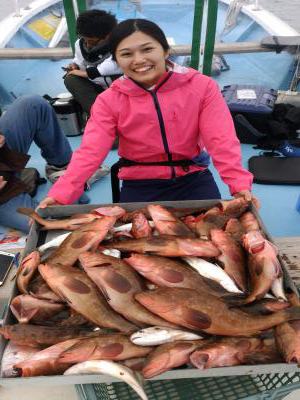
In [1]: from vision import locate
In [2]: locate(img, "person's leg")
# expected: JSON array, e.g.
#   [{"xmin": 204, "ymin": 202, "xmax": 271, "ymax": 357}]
[
  {"xmin": 64, "ymin": 75, "xmax": 103, "ymax": 114},
  {"xmin": 0, "ymin": 194, "xmax": 38, "ymax": 233},
  {"xmin": 0, "ymin": 95, "xmax": 72, "ymax": 166}
]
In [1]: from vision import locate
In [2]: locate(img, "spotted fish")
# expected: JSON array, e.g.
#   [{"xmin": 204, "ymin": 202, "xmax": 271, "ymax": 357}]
[{"xmin": 135, "ymin": 287, "xmax": 300, "ymax": 336}]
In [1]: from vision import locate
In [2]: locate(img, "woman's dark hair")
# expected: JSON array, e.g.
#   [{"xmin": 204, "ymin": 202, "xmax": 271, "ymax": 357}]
[
  {"xmin": 110, "ymin": 19, "xmax": 170, "ymax": 61},
  {"xmin": 76, "ymin": 9, "xmax": 117, "ymax": 39}
]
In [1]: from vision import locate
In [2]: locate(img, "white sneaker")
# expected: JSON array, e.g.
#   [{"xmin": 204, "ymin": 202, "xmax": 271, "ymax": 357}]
[
  {"xmin": 86, "ymin": 165, "xmax": 111, "ymax": 190},
  {"xmin": 45, "ymin": 164, "xmax": 110, "ymax": 187}
]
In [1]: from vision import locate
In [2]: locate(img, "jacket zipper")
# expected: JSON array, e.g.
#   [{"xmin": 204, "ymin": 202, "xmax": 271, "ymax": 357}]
[{"xmin": 131, "ymin": 72, "xmax": 176, "ymax": 179}]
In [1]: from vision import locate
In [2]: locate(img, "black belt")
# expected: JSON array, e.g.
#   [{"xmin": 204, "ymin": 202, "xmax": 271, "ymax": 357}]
[{"xmin": 111, "ymin": 157, "xmax": 197, "ymax": 203}]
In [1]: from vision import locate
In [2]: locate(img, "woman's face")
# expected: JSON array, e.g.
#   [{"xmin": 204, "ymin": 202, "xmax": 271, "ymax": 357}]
[{"xmin": 115, "ymin": 31, "xmax": 169, "ymax": 88}]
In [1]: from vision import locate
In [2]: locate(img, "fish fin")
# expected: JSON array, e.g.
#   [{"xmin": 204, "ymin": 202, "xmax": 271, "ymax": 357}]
[
  {"xmin": 55, "ymin": 288, "xmax": 73, "ymax": 305},
  {"xmin": 17, "ymin": 208, "xmax": 46, "ymax": 226},
  {"xmin": 59, "ymin": 342, "xmax": 97, "ymax": 363}
]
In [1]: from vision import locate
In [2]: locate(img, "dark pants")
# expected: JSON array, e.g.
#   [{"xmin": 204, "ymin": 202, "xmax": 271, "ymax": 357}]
[
  {"xmin": 64, "ymin": 75, "xmax": 103, "ymax": 114},
  {"xmin": 120, "ymin": 169, "xmax": 221, "ymax": 203}
]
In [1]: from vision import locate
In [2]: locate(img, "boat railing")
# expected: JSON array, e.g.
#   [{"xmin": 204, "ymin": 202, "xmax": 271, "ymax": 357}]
[{"xmin": 0, "ymin": 40, "xmax": 296, "ymax": 60}]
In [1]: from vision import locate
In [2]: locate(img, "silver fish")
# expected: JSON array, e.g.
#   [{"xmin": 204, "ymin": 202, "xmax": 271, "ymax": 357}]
[
  {"xmin": 64, "ymin": 360, "xmax": 148, "ymax": 400},
  {"xmin": 113, "ymin": 222, "xmax": 155, "ymax": 233},
  {"xmin": 38, "ymin": 232, "xmax": 71, "ymax": 253},
  {"xmin": 183, "ymin": 256, "xmax": 243, "ymax": 294},
  {"xmin": 101, "ymin": 249, "xmax": 121, "ymax": 258},
  {"xmin": 271, "ymin": 276, "xmax": 287, "ymax": 301},
  {"xmin": 130, "ymin": 326, "xmax": 203, "ymax": 346}
]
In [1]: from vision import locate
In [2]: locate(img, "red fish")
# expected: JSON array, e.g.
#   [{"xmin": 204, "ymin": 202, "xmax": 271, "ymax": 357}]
[
  {"xmin": 39, "ymin": 263, "xmax": 136, "ymax": 333},
  {"xmin": 1, "ymin": 342, "xmax": 41, "ymax": 377},
  {"xmin": 195, "ymin": 207, "xmax": 228, "ymax": 239},
  {"xmin": 125, "ymin": 253, "xmax": 227, "ymax": 296},
  {"xmin": 219, "ymin": 198, "xmax": 249, "ymax": 217},
  {"xmin": 102, "ymin": 235, "xmax": 220, "ymax": 258},
  {"xmin": 58, "ymin": 334, "xmax": 153, "ymax": 364},
  {"xmin": 17, "ymin": 207, "xmax": 101, "ymax": 230},
  {"xmin": 16, "ymin": 251, "xmax": 40, "ymax": 294},
  {"xmin": 240, "ymin": 211, "xmax": 261, "ymax": 233},
  {"xmin": 46, "ymin": 216, "xmax": 119, "ymax": 266},
  {"xmin": 135, "ymin": 287, "xmax": 300, "ymax": 336},
  {"xmin": 13, "ymin": 338, "xmax": 81, "ymax": 376},
  {"xmin": 211, "ymin": 229, "xmax": 247, "ymax": 292},
  {"xmin": 79, "ymin": 251, "xmax": 175, "ymax": 328},
  {"xmin": 190, "ymin": 337, "xmax": 281, "ymax": 369},
  {"xmin": 275, "ymin": 321, "xmax": 300, "ymax": 364},
  {"xmin": 0, "ymin": 324, "xmax": 99, "ymax": 346},
  {"xmin": 142, "ymin": 340, "xmax": 204, "ymax": 378},
  {"xmin": 131, "ymin": 212, "xmax": 152, "ymax": 238},
  {"xmin": 147, "ymin": 204, "xmax": 195, "ymax": 237},
  {"xmin": 242, "ymin": 231, "xmax": 282, "ymax": 303},
  {"xmin": 10, "ymin": 294, "xmax": 65, "ymax": 324}
]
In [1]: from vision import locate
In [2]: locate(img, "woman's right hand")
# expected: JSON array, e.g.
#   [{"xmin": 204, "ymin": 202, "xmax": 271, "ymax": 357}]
[{"xmin": 38, "ymin": 197, "xmax": 60, "ymax": 209}]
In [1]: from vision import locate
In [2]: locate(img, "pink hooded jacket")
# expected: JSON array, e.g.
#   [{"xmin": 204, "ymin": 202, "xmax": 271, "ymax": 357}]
[{"xmin": 49, "ymin": 63, "xmax": 253, "ymax": 204}]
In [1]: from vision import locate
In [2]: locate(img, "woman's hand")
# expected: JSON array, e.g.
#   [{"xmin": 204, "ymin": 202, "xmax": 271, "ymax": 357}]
[
  {"xmin": 37, "ymin": 197, "xmax": 60, "ymax": 209},
  {"xmin": 233, "ymin": 190, "xmax": 260, "ymax": 209},
  {"xmin": 66, "ymin": 63, "xmax": 79, "ymax": 71},
  {"xmin": 67, "ymin": 69, "xmax": 88, "ymax": 78}
]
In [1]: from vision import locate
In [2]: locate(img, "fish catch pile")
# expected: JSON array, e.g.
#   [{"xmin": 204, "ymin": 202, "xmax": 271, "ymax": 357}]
[{"xmin": 0, "ymin": 199, "xmax": 300, "ymax": 399}]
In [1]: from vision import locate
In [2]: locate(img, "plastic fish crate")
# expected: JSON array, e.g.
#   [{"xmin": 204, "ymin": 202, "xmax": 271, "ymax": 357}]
[
  {"xmin": 1, "ymin": 200, "xmax": 300, "ymax": 388},
  {"xmin": 76, "ymin": 373, "xmax": 300, "ymax": 400}
]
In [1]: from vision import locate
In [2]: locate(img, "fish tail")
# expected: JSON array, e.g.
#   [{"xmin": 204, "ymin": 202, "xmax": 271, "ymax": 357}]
[{"xmin": 17, "ymin": 208, "xmax": 45, "ymax": 225}]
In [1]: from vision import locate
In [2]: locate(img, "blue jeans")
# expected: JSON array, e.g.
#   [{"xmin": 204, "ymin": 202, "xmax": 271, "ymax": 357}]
[{"xmin": 0, "ymin": 95, "xmax": 73, "ymax": 232}]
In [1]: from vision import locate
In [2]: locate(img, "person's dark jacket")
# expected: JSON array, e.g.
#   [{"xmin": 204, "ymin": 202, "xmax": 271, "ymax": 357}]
[{"xmin": 0, "ymin": 144, "xmax": 30, "ymax": 205}]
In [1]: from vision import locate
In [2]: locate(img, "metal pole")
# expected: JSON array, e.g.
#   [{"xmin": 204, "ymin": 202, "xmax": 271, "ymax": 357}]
[
  {"xmin": 202, "ymin": 0, "xmax": 218, "ymax": 76},
  {"xmin": 63, "ymin": 0, "xmax": 77, "ymax": 53},
  {"xmin": 190, "ymin": 0, "xmax": 205, "ymax": 70},
  {"xmin": 77, "ymin": 0, "xmax": 87, "ymax": 14}
]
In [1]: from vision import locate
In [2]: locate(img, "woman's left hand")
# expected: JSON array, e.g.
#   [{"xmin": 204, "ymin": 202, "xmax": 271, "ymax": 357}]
[{"xmin": 233, "ymin": 190, "xmax": 260, "ymax": 209}]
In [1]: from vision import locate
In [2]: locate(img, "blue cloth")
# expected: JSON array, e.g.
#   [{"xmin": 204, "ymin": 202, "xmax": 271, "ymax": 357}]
[
  {"xmin": 0, "ymin": 95, "xmax": 72, "ymax": 163},
  {"xmin": 120, "ymin": 169, "xmax": 221, "ymax": 203},
  {"xmin": 0, "ymin": 95, "xmax": 73, "ymax": 232},
  {"xmin": 278, "ymin": 140, "xmax": 300, "ymax": 157},
  {"xmin": 0, "ymin": 194, "xmax": 38, "ymax": 233}
]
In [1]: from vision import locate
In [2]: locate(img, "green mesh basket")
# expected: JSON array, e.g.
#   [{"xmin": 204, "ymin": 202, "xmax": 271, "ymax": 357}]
[{"xmin": 75, "ymin": 372, "xmax": 300, "ymax": 400}]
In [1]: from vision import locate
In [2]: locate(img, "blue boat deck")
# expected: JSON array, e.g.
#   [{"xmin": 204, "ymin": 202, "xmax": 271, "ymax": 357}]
[{"xmin": 27, "ymin": 136, "xmax": 300, "ymax": 238}]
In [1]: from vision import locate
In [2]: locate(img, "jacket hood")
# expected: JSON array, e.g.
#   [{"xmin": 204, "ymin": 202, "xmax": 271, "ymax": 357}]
[{"xmin": 110, "ymin": 62, "xmax": 200, "ymax": 96}]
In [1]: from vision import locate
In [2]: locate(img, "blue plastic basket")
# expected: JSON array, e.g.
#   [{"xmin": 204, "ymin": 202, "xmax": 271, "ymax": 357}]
[{"xmin": 75, "ymin": 372, "xmax": 300, "ymax": 400}]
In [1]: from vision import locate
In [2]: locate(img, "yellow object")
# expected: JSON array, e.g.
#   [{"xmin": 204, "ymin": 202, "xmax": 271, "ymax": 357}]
[{"xmin": 27, "ymin": 14, "xmax": 61, "ymax": 41}]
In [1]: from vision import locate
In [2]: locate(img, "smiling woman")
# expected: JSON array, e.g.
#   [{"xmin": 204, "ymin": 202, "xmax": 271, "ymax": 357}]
[
  {"xmin": 39, "ymin": 18, "xmax": 255, "ymax": 211},
  {"xmin": 111, "ymin": 19, "xmax": 170, "ymax": 89},
  {"xmin": 115, "ymin": 31, "xmax": 168, "ymax": 89}
]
